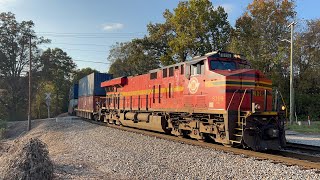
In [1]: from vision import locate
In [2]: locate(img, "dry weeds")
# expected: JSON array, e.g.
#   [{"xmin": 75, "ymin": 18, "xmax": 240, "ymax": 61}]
[{"xmin": 1, "ymin": 138, "xmax": 53, "ymax": 180}]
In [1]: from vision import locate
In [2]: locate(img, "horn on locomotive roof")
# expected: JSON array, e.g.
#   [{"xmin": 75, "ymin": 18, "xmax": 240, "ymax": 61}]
[{"xmin": 205, "ymin": 51, "xmax": 219, "ymax": 56}]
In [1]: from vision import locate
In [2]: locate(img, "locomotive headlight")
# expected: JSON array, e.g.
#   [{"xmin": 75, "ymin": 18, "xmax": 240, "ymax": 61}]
[
  {"xmin": 255, "ymin": 103, "xmax": 261, "ymax": 110},
  {"xmin": 281, "ymin": 105, "xmax": 286, "ymax": 111},
  {"xmin": 252, "ymin": 103, "xmax": 261, "ymax": 113}
]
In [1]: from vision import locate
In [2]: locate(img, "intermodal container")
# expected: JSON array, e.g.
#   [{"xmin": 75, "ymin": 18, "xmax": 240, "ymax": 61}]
[
  {"xmin": 77, "ymin": 96, "xmax": 105, "ymax": 112},
  {"xmin": 78, "ymin": 73, "xmax": 113, "ymax": 97},
  {"xmin": 69, "ymin": 84, "xmax": 79, "ymax": 100}
]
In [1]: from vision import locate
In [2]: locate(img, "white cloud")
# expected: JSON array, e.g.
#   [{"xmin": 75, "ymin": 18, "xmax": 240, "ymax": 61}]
[
  {"xmin": 102, "ymin": 23, "xmax": 124, "ymax": 31},
  {"xmin": 217, "ymin": 3, "xmax": 234, "ymax": 14},
  {"xmin": 0, "ymin": 0, "xmax": 15, "ymax": 6},
  {"xmin": 0, "ymin": 0, "xmax": 16, "ymax": 11}
]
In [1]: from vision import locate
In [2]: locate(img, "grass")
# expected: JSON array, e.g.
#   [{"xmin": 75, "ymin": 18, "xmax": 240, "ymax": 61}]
[
  {"xmin": 0, "ymin": 120, "xmax": 6, "ymax": 139},
  {"xmin": 286, "ymin": 121, "xmax": 320, "ymax": 134}
]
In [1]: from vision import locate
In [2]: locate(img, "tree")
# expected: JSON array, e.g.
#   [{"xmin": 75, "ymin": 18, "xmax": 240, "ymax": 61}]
[
  {"xmin": 229, "ymin": 0, "xmax": 295, "ymax": 77},
  {"xmin": 147, "ymin": 0, "xmax": 232, "ymax": 64},
  {"xmin": 38, "ymin": 48, "xmax": 76, "ymax": 116},
  {"xmin": 0, "ymin": 12, "xmax": 49, "ymax": 120},
  {"xmin": 72, "ymin": 67, "xmax": 99, "ymax": 84},
  {"xmin": 144, "ymin": 23, "xmax": 175, "ymax": 66},
  {"xmin": 0, "ymin": 87, "xmax": 7, "ymax": 121},
  {"xmin": 107, "ymin": 0, "xmax": 232, "ymax": 74},
  {"xmin": 108, "ymin": 40, "xmax": 159, "ymax": 77},
  {"xmin": 32, "ymin": 81, "xmax": 55, "ymax": 119},
  {"xmin": 294, "ymin": 19, "xmax": 320, "ymax": 118}
]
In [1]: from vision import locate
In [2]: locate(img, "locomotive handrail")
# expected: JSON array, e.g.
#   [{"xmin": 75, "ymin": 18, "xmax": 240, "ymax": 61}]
[
  {"xmin": 238, "ymin": 89, "xmax": 248, "ymax": 125},
  {"xmin": 278, "ymin": 89, "xmax": 288, "ymax": 119},
  {"xmin": 227, "ymin": 89, "xmax": 239, "ymax": 111}
]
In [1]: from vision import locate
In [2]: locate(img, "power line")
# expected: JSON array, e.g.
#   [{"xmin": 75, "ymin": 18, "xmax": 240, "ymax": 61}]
[
  {"xmin": 73, "ymin": 59, "xmax": 110, "ymax": 64},
  {"xmin": 49, "ymin": 42, "xmax": 109, "ymax": 47},
  {"xmin": 36, "ymin": 31, "xmax": 146, "ymax": 35},
  {"xmin": 39, "ymin": 45, "xmax": 110, "ymax": 64},
  {"xmin": 60, "ymin": 48, "xmax": 107, "ymax": 53},
  {"xmin": 38, "ymin": 34, "xmax": 141, "ymax": 39},
  {"xmin": 40, "ymin": 45, "xmax": 107, "ymax": 53},
  {"xmin": 36, "ymin": 31, "xmax": 147, "ymax": 39}
]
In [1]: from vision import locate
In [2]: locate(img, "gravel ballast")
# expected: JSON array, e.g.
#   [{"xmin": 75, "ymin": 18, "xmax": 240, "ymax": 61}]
[{"xmin": 1, "ymin": 118, "xmax": 320, "ymax": 179}]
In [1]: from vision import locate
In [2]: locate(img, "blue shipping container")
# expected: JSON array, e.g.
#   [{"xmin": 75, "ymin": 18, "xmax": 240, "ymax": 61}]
[
  {"xmin": 78, "ymin": 73, "xmax": 113, "ymax": 97},
  {"xmin": 69, "ymin": 84, "xmax": 79, "ymax": 99}
]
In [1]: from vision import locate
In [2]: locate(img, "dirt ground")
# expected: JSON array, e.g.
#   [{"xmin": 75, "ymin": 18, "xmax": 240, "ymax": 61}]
[{"xmin": 0, "ymin": 118, "xmax": 109, "ymax": 180}]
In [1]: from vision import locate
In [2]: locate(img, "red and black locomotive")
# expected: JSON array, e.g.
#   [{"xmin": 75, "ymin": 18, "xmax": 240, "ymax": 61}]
[{"xmin": 74, "ymin": 51, "xmax": 286, "ymax": 151}]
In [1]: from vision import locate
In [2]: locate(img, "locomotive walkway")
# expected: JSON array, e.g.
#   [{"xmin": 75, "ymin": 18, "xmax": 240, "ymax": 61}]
[{"xmin": 0, "ymin": 117, "xmax": 319, "ymax": 179}]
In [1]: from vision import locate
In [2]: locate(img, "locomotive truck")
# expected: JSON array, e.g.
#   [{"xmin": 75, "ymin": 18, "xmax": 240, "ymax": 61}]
[{"xmin": 74, "ymin": 51, "xmax": 286, "ymax": 151}]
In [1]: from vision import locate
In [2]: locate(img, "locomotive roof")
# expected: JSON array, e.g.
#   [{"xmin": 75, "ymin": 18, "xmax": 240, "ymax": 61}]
[
  {"xmin": 148, "ymin": 51, "xmax": 249, "ymax": 73},
  {"xmin": 149, "ymin": 52, "xmax": 214, "ymax": 73}
]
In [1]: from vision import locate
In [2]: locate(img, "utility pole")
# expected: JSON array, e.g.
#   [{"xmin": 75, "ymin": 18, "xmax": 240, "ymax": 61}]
[
  {"xmin": 28, "ymin": 35, "xmax": 32, "ymax": 131},
  {"xmin": 289, "ymin": 22, "xmax": 295, "ymax": 125}
]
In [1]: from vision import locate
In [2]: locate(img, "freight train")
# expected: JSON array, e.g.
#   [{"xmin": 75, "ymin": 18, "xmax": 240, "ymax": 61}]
[{"xmin": 71, "ymin": 51, "xmax": 286, "ymax": 151}]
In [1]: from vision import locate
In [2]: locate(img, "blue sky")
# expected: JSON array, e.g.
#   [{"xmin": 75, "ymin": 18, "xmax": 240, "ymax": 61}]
[{"xmin": 0, "ymin": 0, "xmax": 319, "ymax": 72}]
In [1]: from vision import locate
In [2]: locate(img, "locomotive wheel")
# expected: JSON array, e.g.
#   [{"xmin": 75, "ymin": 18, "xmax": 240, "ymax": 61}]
[{"xmin": 93, "ymin": 114, "xmax": 99, "ymax": 121}]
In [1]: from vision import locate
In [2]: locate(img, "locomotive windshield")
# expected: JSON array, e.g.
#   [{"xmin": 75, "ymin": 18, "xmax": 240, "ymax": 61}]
[{"xmin": 210, "ymin": 60, "xmax": 237, "ymax": 70}]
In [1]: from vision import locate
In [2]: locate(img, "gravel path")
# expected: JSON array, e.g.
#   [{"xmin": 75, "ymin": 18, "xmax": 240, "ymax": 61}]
[
  {"xmin": 286, "ymin": 130, "xmax": 320, "ymax": 147},
  {"xmin": 1, "ymin": 118, "xmax": 320, "ymax": 179}
]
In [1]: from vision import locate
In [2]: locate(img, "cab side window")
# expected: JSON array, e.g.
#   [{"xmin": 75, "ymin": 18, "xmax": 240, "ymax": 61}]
[
  {"xmin": 191, "ymin": 61, "xmax": 204, "ymax": 75},
  {"xmin": 169, "ymin": 67, "xmax": 174, "ymax": 77}
]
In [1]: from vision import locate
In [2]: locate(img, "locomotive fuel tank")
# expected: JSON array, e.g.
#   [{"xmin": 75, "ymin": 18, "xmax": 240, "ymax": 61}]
[{"xmin": 120, "ymin": 113, "xmax": 168, "ymax": 133}]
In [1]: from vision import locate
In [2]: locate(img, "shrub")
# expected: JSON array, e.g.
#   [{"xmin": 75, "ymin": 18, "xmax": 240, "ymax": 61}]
[
  {"xmin": 2, "ymin": 138, "xmax": 54, "ymax": 180},
  {"xmin": 0, "ymin": 120, "xmax": 6, "ymax": 139}
]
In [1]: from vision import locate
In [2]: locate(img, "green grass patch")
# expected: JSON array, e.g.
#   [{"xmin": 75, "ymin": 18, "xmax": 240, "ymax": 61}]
[{"xmin": 287, "ymin": 121, "xmax": 320, "ymax": 134}]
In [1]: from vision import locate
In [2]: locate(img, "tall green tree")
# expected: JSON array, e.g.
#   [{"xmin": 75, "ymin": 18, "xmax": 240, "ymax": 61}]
[
  {"xmin": 229, "ymin": 0, "xmax": 295, "ymax": 78},
  {"xmin": 294, "ymin": 19, "xmax": 320, "ymax": 117},
  {"xmin": 108, "ymin": 40, "xmax": 159, "ymax": 77},
  {"xmin": 144, "ymin": 23, "xmax": 175, "ymax": 65},
  {"xmin": 108, "ymin": 0, "xmax": 232, "ymax": 74},
  {"xmin": 38, "ymin": 48, "xmax": 76, "ymax": 116},
  {"xmin": 32, "ymin": 81, "xmax": 55, "ymax": 119},
  {"xmin": 147, "ymin": 0, "xmax": 231, "ymax": 64},
  {"xmin": 0, "ymin": 12, "xmax": 49, "ymax": 120}
]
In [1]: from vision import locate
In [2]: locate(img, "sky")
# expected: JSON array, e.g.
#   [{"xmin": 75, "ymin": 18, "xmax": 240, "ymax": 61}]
[{"xmin": 0, "ymin": 0, "xmax": 319, "ymax": 72}]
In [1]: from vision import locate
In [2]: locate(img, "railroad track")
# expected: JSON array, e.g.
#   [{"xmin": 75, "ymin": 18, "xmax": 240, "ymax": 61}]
[
  {"xmin": 285, "ymin": 142, "xmax": 320, "ymax": 156},
  {"xmin": 278, "ymin": 142, "xmax": 320, "ymax": 163},
  {"xmin": 81, "ymin": 118, "xmax": 320, "ymax": 170}
]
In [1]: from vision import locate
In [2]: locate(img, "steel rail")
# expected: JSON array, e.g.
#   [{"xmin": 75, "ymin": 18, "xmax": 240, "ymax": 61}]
[
  {"xmin": 285, "ymin": 142, "xmax": 320, "ymax": 156},
  {"xmin": 81, "ymin": 118, "xmax": 320, "ymax": 170}
]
